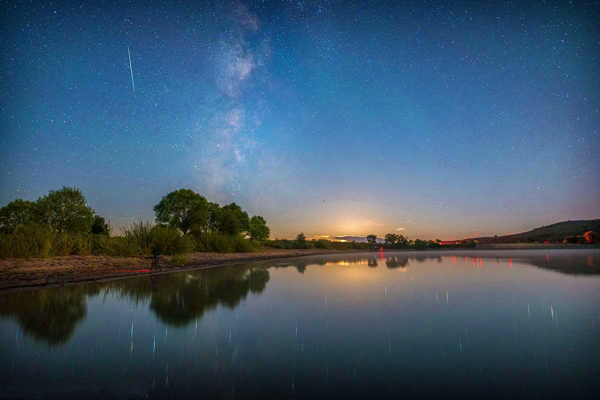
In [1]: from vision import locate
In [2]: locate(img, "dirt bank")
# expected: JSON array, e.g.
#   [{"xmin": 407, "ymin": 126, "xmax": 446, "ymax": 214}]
[{"xmin": 0, "ymin": 249, "xmax": 365, "ymax": 292}]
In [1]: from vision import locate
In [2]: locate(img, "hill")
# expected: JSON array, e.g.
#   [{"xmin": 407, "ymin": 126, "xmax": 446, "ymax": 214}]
[{"xmin": 477, "ymin": 219, "xmax": 600, "ymax": 244}]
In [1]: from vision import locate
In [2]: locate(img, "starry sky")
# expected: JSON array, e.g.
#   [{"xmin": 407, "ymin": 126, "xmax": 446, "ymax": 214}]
[{"xmin": 1, "ymin": 0, "xmax": 599, "ymax": 240}]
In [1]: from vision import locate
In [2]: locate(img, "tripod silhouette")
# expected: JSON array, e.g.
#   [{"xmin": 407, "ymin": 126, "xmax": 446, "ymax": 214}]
[{"xmin": 147, "ymin": 254, "xmax": 161, "ymax": 272}]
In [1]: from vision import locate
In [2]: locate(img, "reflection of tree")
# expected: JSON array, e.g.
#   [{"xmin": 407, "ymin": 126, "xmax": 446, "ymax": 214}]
[
  {"xmin": 385, "ymin": 256, "xmax": 409, "ymax": 269},
  {"xmin": 295, "ymin": 263, "xmax": 308, "ymax": 274},
  {"xmin": 0, "ymin": 285, "xmax": 99, "ymax": 346},
  {"xmin": 3, "ymin": 252, "xmax": 597, "ymax": 347},
  {"xmin": 105, "ymin": 265, "xmax": 270, "ymax": 327}
]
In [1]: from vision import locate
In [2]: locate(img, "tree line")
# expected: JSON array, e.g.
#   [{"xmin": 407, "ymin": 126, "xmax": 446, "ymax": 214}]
[{"xmin": 0, "ymin": 187, "xmax": 270, "ymax": 259}]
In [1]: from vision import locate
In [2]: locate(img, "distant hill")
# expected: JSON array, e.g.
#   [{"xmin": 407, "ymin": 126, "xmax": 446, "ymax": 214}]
[{"xmin": 477, "ymin": 219, "xmax": 600, "ymax": 244}]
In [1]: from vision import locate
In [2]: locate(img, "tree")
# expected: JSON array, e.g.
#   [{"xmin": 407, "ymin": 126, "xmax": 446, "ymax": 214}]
[
  {"xmin": 248, "ymin": 215, "xmax": 270, "ymax": 242},
  {"xmin": 154, "ymin": 189, "xmax": 209, "ymax": 234},
  {"xmin": 413, "ymin": 239, "xmax": 428, "ymax": 250},
  {"xmin": 34, "ymin": 187, "xmax": 94, "ymax": 234},
  {"xmin": 212, "ymin": 203, "xmax": 250, "ymax": 235},
  {"xmin": 296, "ymin": 232, "xmax": 306, "ymax": 243},
  {"xmin": 90, "ymin": 215, "xmax": 110, "ymax": 235},
  {"xmin": 385, "ymin": 233, "xmax": 398, "ymax": 245},
  {"xmin": 0, "ymin": 199, "xmax": 33, "ymax": 233},
  {"xmin": 367, "ymin": 234, "xmax": 377, "ymax": 244}
]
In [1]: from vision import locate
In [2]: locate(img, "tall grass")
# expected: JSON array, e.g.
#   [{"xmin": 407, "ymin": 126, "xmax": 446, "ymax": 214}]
[
  {"xmin": 0, "ymin": 221, "xmax": 257, "ymax": 259},
  {"xmin": 0, "ymin": 224, "xmax": 95, "ymax": 259},
  {"xmin": 115, "ymin": 221, "xmax": 194, "ymax": 256},
  {"xmin": 193, "ymin": 231, "xmax": 259, "ymax": 253}
]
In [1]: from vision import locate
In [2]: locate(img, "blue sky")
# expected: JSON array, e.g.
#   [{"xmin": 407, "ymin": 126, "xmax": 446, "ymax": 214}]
[{"xmin": 1, "ymin": 0, "xmax": 598, "ymax": 239}]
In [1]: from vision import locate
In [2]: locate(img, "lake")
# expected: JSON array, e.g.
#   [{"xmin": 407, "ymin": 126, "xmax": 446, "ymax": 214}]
[{"xmin": 1, "ymin": 250, "xmax": 599, "ymax": 399}]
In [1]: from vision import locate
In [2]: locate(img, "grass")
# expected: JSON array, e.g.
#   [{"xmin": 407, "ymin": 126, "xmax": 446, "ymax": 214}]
[
  {"xmin": 170, "ymin": 254, "xmax": 189, "ymax": 267},
  {"xmin": 0, "ymin": 221, "xmax": 265, "ymax": 260},
  {"xmin": 0, "ymin": 224, "xmax": 94, "ymax": 259},
  {"xmin": 193, "ymin": 231, "xmax": 260, "ymax": 253}
]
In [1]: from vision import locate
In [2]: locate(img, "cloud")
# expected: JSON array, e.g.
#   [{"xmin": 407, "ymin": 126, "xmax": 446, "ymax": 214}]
[{"xmin": 396, "ymin": 227, "xmax": 406, "ymax": 231}]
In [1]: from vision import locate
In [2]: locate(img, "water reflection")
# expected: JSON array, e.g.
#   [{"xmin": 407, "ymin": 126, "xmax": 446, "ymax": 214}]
[
  {"xmin": 0, "ymin": 264, "xmax": 270, "ymax": 345},
  {"xmin": 0, "ymin": 251, "xmax": 598, "ymax": 347},
  {"xmin": 0, "ymin": 285, "xmax": 99, "ymax": 345}
]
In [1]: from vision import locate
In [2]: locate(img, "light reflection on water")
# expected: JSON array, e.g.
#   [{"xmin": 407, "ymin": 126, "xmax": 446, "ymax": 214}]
[{"xmin": 0, "ymin": 250, "xmax": 599, "ymax": 399}]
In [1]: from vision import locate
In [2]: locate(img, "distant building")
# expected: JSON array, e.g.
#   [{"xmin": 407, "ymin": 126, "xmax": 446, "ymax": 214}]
[
  {"xmin": 440, "ymin": 240, "xmax": 463, "ymax": 246},
  {"xmin": 439, "ymin": 239, "xmax": 477, "ymax": 246}
]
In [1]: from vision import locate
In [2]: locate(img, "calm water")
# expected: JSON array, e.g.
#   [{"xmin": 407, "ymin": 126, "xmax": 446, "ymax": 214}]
[{"xmin": 1, "ymin": 250, "xmax": 600, "ymax": 399}]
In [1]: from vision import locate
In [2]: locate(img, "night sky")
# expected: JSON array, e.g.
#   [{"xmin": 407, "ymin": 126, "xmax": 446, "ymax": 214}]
[{"xmin": 1, "ymin": 0, "xmax": 599, "ymax": 240}]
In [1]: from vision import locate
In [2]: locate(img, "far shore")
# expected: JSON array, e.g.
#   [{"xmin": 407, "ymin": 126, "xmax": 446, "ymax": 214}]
[{"xmin": 1, "ymin": 245, "xmax": 598, "ymax": 293}]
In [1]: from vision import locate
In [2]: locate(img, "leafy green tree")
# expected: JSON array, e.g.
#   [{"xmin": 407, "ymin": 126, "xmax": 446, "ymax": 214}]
[
  {"xmin": 412, "ymin": 239, "xmax": 428, "ymax": 250},
  {"xmin": 90, "ymin": 215, "xmax": 110, "ymax": 235},
  {"xmin": 296, "ymin": 232, "xmax": 306, "ymax": 243},
  {"xmin": 385, "ymin": 233, "xmax": 399, "ymax": 245},
  {"xmin": 206, "ymin": 202, "xmax": 221, "ymax": 231},
  {"xmin": 34, "ymin": 187, "xmax": 94, "ymax": 234},
  {"xmin": 212, "ymin": 203, "xmax": 250, "ymax": 235},
  {"xmin": 0, "ymin": 199, "xmax": 33, "ymax": 233},
  {"xmin": 154, "ymin": 189, "xmax": 209, "ymax": 234},
  {"xmin": 367, "ymin": 234, "xmax": 377, "ymax": 244},
  {"xmin": 248, "ymin": 215, "xmax": 270, "ymax": 241}
]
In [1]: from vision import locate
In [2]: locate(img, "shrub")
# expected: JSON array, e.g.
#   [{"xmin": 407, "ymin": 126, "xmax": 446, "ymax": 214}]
[
  {"xmin": 170, "ymin": 254, "xmax": 189, "ymax": 267},
  {"xmin": 314, "ymin": 239, "xmax": 331, "ymax": 249},
  {"xmin": 0, "ymin": 199, "xmax": 33, "ymax": 233},
  {"xmin": 123, "ymin": 221, "xmax": 154, "ymax": 253},
  {"xmin": 0, "ymin": 224, "xmax": 52, "ymax": 258},
  {"xmin": 412, "ymin": 240, "xmax": 428, "ymax": 250},
  {"xmin": 100, "ymin": 236, "xmax": 140, "ymax": 257},
  {"xmin": 232, "ymin": 234, "xmax": 261, "ymax": 253},
  {"xmin": 51, "ymin": 233, "xmax": 77, "ymax": 256},
  {"xmin": 91, "ymin": 215, "xmax": 110, "ymax": 235},
  {"xmin": 194, "ymin": 231, "xmax": 234, "ymax": 253}
]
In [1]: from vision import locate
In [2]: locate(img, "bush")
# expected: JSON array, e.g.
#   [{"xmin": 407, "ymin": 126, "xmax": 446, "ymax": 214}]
[
  {"xmin": 230, "ymin": 234, "xmax": 260, "ymax": 253},
  {"xmin": 170, "ymin": 254, "xmax": 189, "ymax": 267},
  {"xmin": 0, "ymin": 224, "xmax": 52, "ymax": 258},
  {"xmin": 194, "ymin": 231, "xmax": 234, "ymax": 253},
  {"xmin": 314, "ymin": 239, "xmax": 331, "ymax": 249},
  {"xmin": 412, "ymin": 240, "xmax": 428, "ymax": 250},
  {"xmin": 123, "ymin": 221, "xmax": 154, "ymax": 253},
  {"xmin": 99, "ymin": 236, "xmax": 140, "ymax": 257},
  {"xmin": 120, "ymin": 222, "xmax": 194, "ymax": 256},
  {"xmin": 193, "ymin": 231, "xmax": 259, "ymax": 253},
  {"xmin": 0, "ymin": 225, "xmax": 96, "ymax": 259}
]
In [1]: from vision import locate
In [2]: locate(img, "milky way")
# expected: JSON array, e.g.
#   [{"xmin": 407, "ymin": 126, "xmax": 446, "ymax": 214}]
[{"xmin": 0, "ymin": 0, "xmax": 598, "ymax": 239}]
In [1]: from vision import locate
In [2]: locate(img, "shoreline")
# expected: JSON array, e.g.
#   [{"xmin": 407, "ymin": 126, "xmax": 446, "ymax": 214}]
[
  {"xmin": 1, "ymin": 246, "xmax": 598, "ymax": 293},
  {"xmin": 0, "ymin": 249, "xmax": 367, "ymax": 293}
]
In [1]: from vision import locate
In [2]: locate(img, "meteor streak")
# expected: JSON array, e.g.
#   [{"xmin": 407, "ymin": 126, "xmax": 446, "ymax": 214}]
[{"xmin": 127, "ymin": 46, "xmax": 135, "ymax": 92}]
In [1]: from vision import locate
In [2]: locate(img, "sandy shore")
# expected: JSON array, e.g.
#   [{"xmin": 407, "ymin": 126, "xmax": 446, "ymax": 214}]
[{"xmin": 0, "ymin": 249, "xmax": 364, "ymax": 292}]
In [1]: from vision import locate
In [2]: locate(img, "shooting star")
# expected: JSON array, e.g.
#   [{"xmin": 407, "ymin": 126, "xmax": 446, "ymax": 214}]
[{"xmin": 127, "ymin": 46, "xmax": 135, "ymax": 93}]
